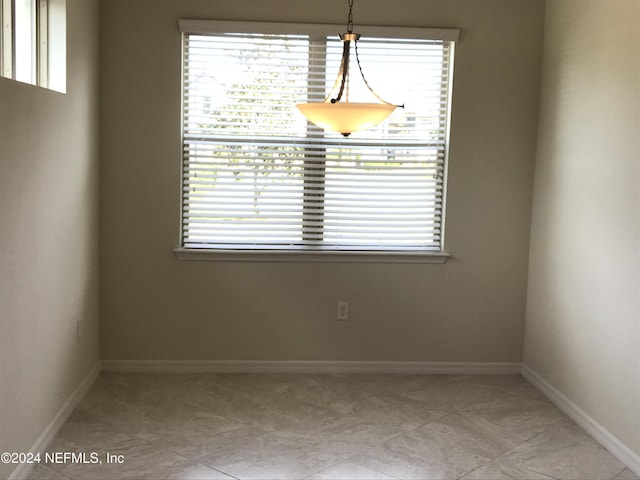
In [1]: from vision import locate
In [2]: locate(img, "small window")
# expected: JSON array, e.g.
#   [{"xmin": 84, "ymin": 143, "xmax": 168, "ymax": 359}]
[
  {"xmin": 0, "ymin": 0, "xmax": 65, "ymax": 92},
  {"xmin": 180, "ymin": 20, "xmax": 457, "ymax": 255}
]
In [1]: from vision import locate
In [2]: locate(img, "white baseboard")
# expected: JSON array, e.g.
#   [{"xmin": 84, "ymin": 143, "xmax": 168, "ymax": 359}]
[
  {"xmin": 521, "ymin": 364, "xmax": 640, "ymax": 477},
  {"xmin": 9, "ymin": 362, "xmax": 101, "ymax": 480},
  {"xmin": 101, "ymin": 359, "xmax": 522, "ymax": 375}
]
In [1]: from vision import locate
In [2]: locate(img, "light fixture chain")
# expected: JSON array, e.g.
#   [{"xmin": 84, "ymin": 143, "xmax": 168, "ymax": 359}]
[{"xmin": 347, "ymin": 0, "xmax": 354, "ymax": 33}]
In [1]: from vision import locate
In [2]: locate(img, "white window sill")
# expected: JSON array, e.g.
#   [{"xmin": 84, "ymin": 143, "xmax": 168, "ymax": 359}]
[{"xmin": 174, "ymin": 248, "xmax": 450, "ymax": 264}]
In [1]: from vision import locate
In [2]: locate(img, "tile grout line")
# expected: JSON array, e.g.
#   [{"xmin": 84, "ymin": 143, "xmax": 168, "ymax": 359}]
[
  {"xmin": 301, "ymin": 409, "xmax": 458, "ymax": 480},
  {"xmin": 456, "ymin": 419, "xmax": 565, "ymax": 480}
]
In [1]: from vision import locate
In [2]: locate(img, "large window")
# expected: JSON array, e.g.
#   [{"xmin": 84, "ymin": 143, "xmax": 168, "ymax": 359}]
[
  {"xmin": 0, "ymin": 0, "xmax": 65, "ymax": 91},
  {"xmin": 180, "ymin": 20, "xmax": 457, "ymax": 257}
]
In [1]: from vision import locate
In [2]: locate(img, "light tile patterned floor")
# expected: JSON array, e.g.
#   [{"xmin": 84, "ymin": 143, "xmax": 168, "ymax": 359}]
[{"xmin": 26, "ymin": 373, "xmax": 639, "ymax": 480}]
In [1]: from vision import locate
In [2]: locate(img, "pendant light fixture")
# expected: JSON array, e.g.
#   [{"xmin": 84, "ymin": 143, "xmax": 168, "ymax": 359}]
[{"xmin": 297, "ymin": 0, "xmax": 403, "ymax": 137}]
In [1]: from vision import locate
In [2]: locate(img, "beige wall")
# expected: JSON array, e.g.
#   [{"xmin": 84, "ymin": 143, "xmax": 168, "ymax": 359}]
[
  {"xmin": 0, "ymin": 0, "xmax": 100, "ymax": 476},
  {"xmin": 99, "ymin": 0, "xmax": 544, "ymax": 362},
  {"xmin": 524, "ymin": 0, "xmax": 640, "ymax": 457}
]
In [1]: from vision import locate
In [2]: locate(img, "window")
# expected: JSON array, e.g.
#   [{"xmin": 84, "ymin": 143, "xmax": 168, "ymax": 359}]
[
  {"xmin": 179, "ymin": 20, "xmax": 457, "ymax": 259},
  {"xmin": 0, "ymin": 0, "xmax": 65, "ymax": 91}
]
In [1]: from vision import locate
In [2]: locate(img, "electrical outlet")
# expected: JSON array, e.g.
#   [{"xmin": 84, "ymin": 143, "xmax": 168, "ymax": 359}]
[{"xmin": 337, "ymin": 301, "xmax": 349, "ymax": 320}]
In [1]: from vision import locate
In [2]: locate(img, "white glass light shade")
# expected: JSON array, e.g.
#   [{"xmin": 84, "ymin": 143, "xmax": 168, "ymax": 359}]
[{"xmin": 297, "ymin": 102, "xmax": 397, "ymax": 136}]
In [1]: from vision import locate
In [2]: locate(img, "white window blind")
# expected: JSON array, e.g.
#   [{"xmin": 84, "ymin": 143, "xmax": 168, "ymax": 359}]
[{"xmin": 181, "ymin": 21, "xmax": 455, "ymax": 252}]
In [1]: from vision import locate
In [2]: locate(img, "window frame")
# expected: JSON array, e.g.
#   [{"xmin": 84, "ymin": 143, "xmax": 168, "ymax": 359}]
[
  {"xmin": 176, "ymin": 19, "xmax": 458, "ymax": 264},
  {"xmin": 0, "ymin": 0, "xmax": 65, "ymax": 92}
]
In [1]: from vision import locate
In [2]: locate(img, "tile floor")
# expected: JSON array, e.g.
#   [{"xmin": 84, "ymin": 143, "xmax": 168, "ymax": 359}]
[{"xmin": 26, "ymin": 373, "xmax": 639, "ymax": 480}]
